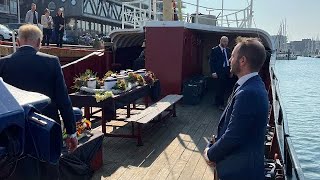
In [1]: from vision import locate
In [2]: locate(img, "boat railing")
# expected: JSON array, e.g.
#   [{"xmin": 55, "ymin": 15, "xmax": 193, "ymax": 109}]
[
  {"xmin": 121, "ymin": 0, "xmax": 152, "ymax": 29},
  {"xmin": 121, "ymin": 0, "xmax": 253, "ymax": 29},
  {"xmin": 271, "ymin": 67, "xmax": 305, "ymax": 179}
]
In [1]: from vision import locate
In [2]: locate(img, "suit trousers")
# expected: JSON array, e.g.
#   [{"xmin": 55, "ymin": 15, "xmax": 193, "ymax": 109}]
[
  {"xmin": 42, "ymin": 28, "xmax": 52, "ymax": 46},
  {"xmin": 215, "ymin": 69, "xmax": 230, "ymax": 106}
]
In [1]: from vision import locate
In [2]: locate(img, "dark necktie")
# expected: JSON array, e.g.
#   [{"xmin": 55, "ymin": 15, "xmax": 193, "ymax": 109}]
[
  {"xmin": 227, "ymin": 83, "xmax": 240, "ymax": 104},
  {"xmin": 33, "ymin": 11, "xmax": 37, "ymax": 24}
]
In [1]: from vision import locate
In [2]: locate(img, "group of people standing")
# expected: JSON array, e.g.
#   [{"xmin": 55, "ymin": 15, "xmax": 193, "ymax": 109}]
[{"xmin": 25, "ymin": 3, "xmax": 65, "ymax": 47}]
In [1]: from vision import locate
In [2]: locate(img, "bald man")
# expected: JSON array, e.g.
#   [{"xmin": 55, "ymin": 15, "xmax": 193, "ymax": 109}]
[
  {"xmin": 0, "ymin": 24, "xmax": 78, "ymax": 152},
  {"xmin": 209, "ymin": 36, "xmax": 233, "ymax": 110},
  {"xmin": 204, "ymin": 37, "xmax": 268, "ymax": 180}
]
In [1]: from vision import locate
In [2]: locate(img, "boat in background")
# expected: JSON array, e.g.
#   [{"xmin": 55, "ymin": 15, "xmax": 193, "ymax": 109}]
[
  {"xmin": 274, "ymin": 20, "xmax": 297, "ymax": 60},
  {"xmin": 276, "ymin": 51, "xmax": 298, "ymax": 60}
]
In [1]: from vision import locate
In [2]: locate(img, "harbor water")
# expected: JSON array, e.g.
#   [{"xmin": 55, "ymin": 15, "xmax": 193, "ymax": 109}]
[{"xmin": 275, "ymin": 57, "xmax": 320, "ymax": 180}]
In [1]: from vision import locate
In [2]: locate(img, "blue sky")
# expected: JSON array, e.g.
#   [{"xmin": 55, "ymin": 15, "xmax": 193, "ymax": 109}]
[{"xmin": 183, "ymin": 0, "xmax": 320, "ymax": 41}]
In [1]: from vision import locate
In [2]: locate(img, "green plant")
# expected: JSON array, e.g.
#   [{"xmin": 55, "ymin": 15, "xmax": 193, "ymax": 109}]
[
  {"xmin": 136, "ymin": 74, "xmax": 146, "ymax": 86},
  {"xmin": 95, "ymin": 91, "xmax": 114, "ymax": 102},
  {"xmin": 103, "ymin": 70, "xmax": 114, "ymax": 79},
  {"xmin": 113, "ymin": 79, "xmax": 127, "ymax": 91},
  {"xmin": 127, "ymin": 72, "xmax": 138, "ymax": 83},
  {"xmin": 72, "ymin": 69, "xmax": 97, "ymax": 90}
]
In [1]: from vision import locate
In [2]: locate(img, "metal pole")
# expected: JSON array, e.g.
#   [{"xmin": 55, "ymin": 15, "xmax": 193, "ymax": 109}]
[
  {"xmin": 122, "ymin": 4, "xmax": 124, "ymax": 29},
  {"xmin": 134, "ymin": 8, "xmax": 136, "ymax": 28},
  {"xmin": 221, "ymin": 0, "xmax": 224, "ymax": 26},
  {"xmin": 139, "ymin": 2, "xmax": 142, "ymax": 20},
  {"xmin": 195, "ymin": 0, "xmax": 199, "ymax": 23},
  {"xmin": 149, "ymin": 0, "xmax": 152, "ymax": 20},
  {"xmin": 153, "ymin": 0, "xmax": 157, "ymax": 20},
  {"xmin": 248, "ymin": 0, "xmax": 253, "ymax": 27},
  {"xmin": 17, "ymin": 0, "xmax": 21, "ymax": 23},
  {"xmin": 12, "ymin": 31, "xmax": 16, "ymax": 52}
]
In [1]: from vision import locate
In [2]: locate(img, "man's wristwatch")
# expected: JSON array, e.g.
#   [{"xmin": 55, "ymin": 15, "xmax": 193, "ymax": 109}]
[{"xmin": 67, "ymin": 133, "xmax": 77, "ymax": 138}]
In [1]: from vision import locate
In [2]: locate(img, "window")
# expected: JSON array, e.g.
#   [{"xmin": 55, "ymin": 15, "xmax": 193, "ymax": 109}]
[{"xmin": 10, "ymin": 0, "xmax": 17, "ymax": 14}]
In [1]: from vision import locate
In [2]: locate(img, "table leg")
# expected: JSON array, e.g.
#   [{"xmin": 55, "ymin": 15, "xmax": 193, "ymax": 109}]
[
  {"xmin": 172, "ymin": 104, "xmax": 177, "ymax": 117},
  {"xmin": 133, "ymin": 101, "xmax": 136, "ymax": 109},
  {"xmin": 137, "ymin": 123, "xmax": 143, "ymax": 146},
  {"xmin": 144, "ymin": 96, "xmax": 149, "ymax": 108},
  {"xmin": 84, "ymin": 107, "xmax": 90, "ymax": 120},
  {"xmin": 101, "ymin": 108, "xmax": 106, "ymax": 134},
  {"xmin": 131, "ymin": 122, "xmax": 134, "ymax": 136},
  {"xmin": 127, "ymin": 103, "xmax": 131, "ymax": 118}
]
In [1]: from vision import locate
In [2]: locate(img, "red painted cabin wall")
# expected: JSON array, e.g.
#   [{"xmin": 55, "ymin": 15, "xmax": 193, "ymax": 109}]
[{"xmin": 145, "ymin": 27, "xmax": 201, "ymax": 96}]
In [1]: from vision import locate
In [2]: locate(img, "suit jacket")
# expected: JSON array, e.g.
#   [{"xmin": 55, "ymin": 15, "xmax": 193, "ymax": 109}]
[
  {"xmin": 53, "ymin": 15, "xmax": 65, "ymax": 32},
  {"xmin": 25, "ymin": 10, "xmax": 39, "ymax": 24},
  {"xmin": 209, "ymin": 46, "xmax": 231, "ymax": 78},
  {"xmin": 0, "ymin": 46, "xmax": 76, "ymax": 134},
  {"xmin": 207, "ymin": 75, "xmax": 269, "ymax": 180}
]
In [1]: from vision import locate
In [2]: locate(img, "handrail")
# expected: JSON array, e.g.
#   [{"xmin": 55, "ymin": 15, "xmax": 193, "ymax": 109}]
[
  {"xmin": 271, "ymin": 67, "xmax": 305, "ymax": 180},
  {"xmin": 121, "ymin": 0, "xmax": 253, "ymax": 28}
]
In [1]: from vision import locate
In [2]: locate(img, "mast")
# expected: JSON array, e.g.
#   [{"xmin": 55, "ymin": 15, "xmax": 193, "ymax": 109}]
[
  {"xmin": 163, "ymin": 0, "xmax": 173, "ymax": 20},
  {"xmin": 248, "ymin": 0, "xmax": 253, "ymax": 28}
]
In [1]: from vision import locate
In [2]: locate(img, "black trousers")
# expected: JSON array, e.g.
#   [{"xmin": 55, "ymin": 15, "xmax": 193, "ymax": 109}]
[
  {"xmin": 42, "ymin": 28, "xmax": 52, "ymax": 46},
  {"xmin": 55, "ymin": 30, "xmax": 64, "ymax": 48},
  {"xmin": 215, "ymin": 68, "xmax": 231, "ymax": 106}
]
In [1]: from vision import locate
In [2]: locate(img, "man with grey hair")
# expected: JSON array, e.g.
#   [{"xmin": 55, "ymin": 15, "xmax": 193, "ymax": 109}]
[
  {"xmin": 0, "ymin": 24, "xmax": 78, "ymax": 153},
  {"xmin": 209, "ymin": 36, "xmax": 233, "ymax": 110}
]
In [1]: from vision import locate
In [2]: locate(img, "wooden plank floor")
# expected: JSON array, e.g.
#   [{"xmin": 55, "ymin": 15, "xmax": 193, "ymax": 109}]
[{"xmin": 91, "ymin": 93, "xmax": 222, "ymax": 180}]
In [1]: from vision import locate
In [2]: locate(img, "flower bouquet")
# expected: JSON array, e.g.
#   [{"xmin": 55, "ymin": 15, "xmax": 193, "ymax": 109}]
[
  {"xmin": 127, "ymin": 72, "xmax": 139, "ymax": 89},
  {"xmin": 144, "ymin": 71, "xmax": 157, "ymax": 86},
  {"xmin": 111, "ymin": 79, "xmax": 127, "ymax": 94},
  {"xmin": 62, "ymin": 118, "xmax": 92, "ymax": 141}
]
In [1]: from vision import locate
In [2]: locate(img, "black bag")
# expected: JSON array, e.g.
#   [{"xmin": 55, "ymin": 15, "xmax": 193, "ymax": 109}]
[{"xmin": 182, "ymin": 75, "xmax": 207, "ymax": 105}]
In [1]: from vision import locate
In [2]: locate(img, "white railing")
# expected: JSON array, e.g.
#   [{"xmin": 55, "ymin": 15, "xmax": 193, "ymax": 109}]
[
  {"xmin": 121, "ymin": 0, "xmax": 253, "ymax": 29},
  {"xmin": 121, "ymin": 0, "xmax": 152, "ymax": 29}
]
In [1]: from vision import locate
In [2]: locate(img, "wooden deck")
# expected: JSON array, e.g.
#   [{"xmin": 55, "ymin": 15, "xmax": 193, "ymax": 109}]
[{"xmin": 92, "ymin": 93, "xmax": 221, "ymax": 180}]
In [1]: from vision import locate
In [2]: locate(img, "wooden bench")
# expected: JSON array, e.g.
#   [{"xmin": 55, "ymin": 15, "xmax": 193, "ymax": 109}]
[{"xmin": 125, "ymin": 94, "xmax": 183, "ymax": 146}]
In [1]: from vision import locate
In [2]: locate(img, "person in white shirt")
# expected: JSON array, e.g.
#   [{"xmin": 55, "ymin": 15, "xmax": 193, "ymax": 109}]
[
  {"xmin": 25, "ymin": 3, "xmax": 38, "ymax": 25},
  {"xmin": 209, "ymin": 36, "xmax": 233, "ymax": 110},
  {"xmin": 41, "ymin": 8, "xmax": 53, "ymax": 46}
]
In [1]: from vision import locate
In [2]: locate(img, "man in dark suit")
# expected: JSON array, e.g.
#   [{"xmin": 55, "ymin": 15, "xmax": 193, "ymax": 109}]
[
  {"xmin": 0, "ymin": 24, "xmax": 78, "ymax": 152},
  {"xmin": 204, "ymin": 37, "xmax": 269, "ymax": 180},
  {"xmin": 209, "ymin": 36, "xmax": 232, "ymax": 110}
]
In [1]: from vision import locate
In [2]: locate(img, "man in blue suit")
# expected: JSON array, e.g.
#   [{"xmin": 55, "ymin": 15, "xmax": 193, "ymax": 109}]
[
  {"xmin": 0, "ymin": 24, "xmax": 78, "ymax": 152},
  {"xmin": 209, "ymin": 36, "xmax": 232, "ymax": 110},
  {"xmin": 204, "ymin": 37, "xmax": 269, "ymax": 180}
]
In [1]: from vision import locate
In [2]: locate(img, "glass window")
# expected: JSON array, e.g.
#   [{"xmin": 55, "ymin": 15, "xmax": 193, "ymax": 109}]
[
  {"xmin": 85, "ymin": 21, "xmax": 89, "ymax": 30},
  {"xmin": 10, "ymin": 0, "xmax": 17, "ymax": 14},
  {"xmin": 98, "ymin": 24, "xmax": 101, "ymax": 33}
]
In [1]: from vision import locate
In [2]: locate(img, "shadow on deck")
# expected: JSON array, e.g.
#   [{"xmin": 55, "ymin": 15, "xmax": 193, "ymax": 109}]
[{"xmin": 92, "ymin": 90, "xmax": 222, "ymax": 180}]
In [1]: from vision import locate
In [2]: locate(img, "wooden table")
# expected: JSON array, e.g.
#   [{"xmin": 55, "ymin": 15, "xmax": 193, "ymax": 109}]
[{"xmin": 69, "ymin": 85, "xmax": 150, "ymax": 135}]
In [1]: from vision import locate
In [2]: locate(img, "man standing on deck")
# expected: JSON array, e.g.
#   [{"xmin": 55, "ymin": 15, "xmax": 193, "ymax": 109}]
[
  {"xmin": 0, "ymin": 24, "xmax": 78, "ymax": 153},
  {"xmin": 209, "ymin": 36, "xmax": 232, "ymax": 110},
  {"xmin": 204, "ymin": 37, "xmax": 269, "ymax": 180},
  {"xmin": 25, "ymin": 3, "xmax": 39, "ymax": 25}
]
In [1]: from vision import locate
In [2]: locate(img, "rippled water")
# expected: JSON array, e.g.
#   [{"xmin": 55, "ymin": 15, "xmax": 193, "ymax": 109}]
[{"xmin": 275, "ymin": 57, "xmax": 320, "ymax": 180}]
